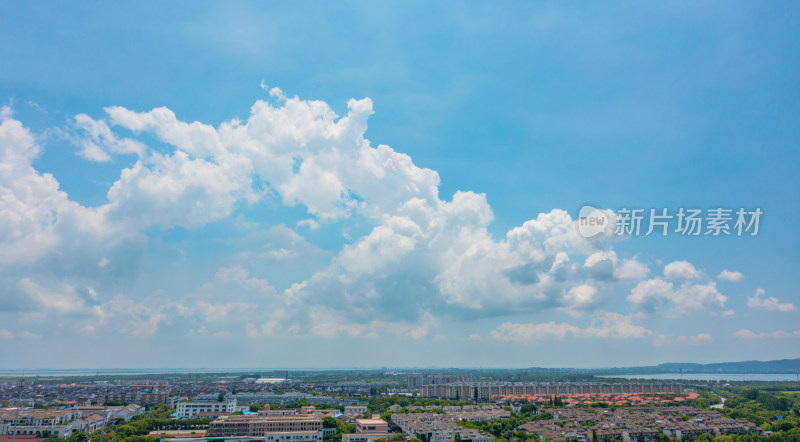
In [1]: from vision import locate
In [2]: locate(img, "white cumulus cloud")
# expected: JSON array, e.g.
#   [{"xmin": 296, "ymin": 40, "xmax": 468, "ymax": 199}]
[
  {"xmin": 663, "ymin": 260, "xmax": 703, "ymax": 280},
  {"xmin": 614, "ymin": 258, "xmax": 650, "ymax": 281},
  {"xmin": 746, "ymin": 288, "xmax": 796, "ymax": 312},
  {"xmin": 0, "ymin": 93, "xmax": 763, "ymax": 343},
  {"xmin": 628, "ymin": 278, "xmax": 727, "ymax": 316},
  {"xmin": 717, "ymin": 270, "xmax": 744, "ymax": 282},
  {"xmin": 652, "ymin": 333, "xmax": 713, "ymax": 346},
  {"xmin": 70, "ymin": 113, "xmax": 146, "ymax": 162},
  {"xmin": 486, "ymin": 311, "xmax": 651, "ymax": 342},
  {"xmin": 734, "ymin": 329, "xmax": 800, "ymax": 339}
]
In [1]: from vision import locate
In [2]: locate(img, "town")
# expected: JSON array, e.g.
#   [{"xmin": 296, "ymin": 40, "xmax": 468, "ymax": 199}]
[{"xmin": 1, "ymin": 371, "xmax": 794, "ymax": 442}]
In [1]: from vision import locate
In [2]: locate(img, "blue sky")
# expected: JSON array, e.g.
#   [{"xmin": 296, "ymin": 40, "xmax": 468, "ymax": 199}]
[{"xmin": 0, "ymin": 1, "xmax": 798, "ymax": 369}]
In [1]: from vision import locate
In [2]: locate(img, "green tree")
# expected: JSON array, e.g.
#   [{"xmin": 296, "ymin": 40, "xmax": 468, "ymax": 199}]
[{"xmin": 695, "ymin": 433, "xmax": 714, "ymax": 442}]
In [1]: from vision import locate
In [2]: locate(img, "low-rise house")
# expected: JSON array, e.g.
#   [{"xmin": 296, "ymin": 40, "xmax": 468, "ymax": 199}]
[
  {"xmin": 0, "ymin": 408, "xmax": 81, "ymax": 438},
  {"xmin": 355, "ymin": 419, "xmax": 388, "ymax": 433},
  {"xmin": 113, "ymin": 404, "xmax": 144, "ymax": 422},
  {"xmin": 391, "ymin": 412, "xmax": 494, "ymax": 442},
  {"xmin": 518, "ymin": 406, "xmax": 759, "ymax": 441},
  {"xmin": 69, "ymin": 414, "xmax": 105, "ymax": 435},
  {"xmin": 345, "ymin": 406, "xmax": 368, "ymax": 416}
]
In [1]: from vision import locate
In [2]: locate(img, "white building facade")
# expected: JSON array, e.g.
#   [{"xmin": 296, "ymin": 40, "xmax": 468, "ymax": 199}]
[
  {"xmin": 176, "ymin": 397, "xmax": 237, "ymax": 418},
  {"xmin": 265, "ymin": 430, "xmax": 323, "ymax": 442}
]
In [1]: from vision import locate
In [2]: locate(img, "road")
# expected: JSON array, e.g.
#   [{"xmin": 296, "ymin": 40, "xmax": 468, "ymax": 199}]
[{"xmin": 710, "ymin": 392, "xmax": 726, "ymax": 409}]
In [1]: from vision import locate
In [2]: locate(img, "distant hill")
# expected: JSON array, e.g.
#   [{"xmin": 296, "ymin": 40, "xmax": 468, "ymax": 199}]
[
  {"xmin": 620, "ymin": 358, "xmax": 800, "ymax": 374},
  {"xmin": 526, "ymin": 358, "xmax": 800, "ymax": 374}
]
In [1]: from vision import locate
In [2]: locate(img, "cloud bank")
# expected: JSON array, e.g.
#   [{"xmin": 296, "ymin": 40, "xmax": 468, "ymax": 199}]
[{"xmin": 0, "ymin": 93, "xmax": 744, "ymax": 348}]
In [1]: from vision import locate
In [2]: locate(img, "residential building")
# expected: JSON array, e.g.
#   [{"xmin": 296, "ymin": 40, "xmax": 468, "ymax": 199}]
[
  {"xmin": 113, "ymin": 404, "xmax": 145, "ymax": 422},
  {"xmin": 69, "ymin": 414, "xmax": 105, "ymax": 435},
  {"xmin": 355, "ymin": 419, "xmax": 388, "ymax": 434},
  {"xmin": 208, "ymin": 414, "xmax": 323, "ymax": 438},
  {"xmin": 342, "ymin": 433, "xmax": 396, "ymax": 442},
  {"xmin": 264, "ymin": 430, "xmax": 323, "ymax": 442},
  {"xmin": 518, "ymin": 406, "xmax": 759, "ymax": 442},
  {"xmin": 72, "ymin": 404, "xmax": 143, "ymax": 424},
  {"xmin": 259, "ymin": 409, "xmax": 299, "ymax": 416},
  {"xmin": 391, "ymin": 411, "xmax": 495, "ymax": 442},
  {"xmin": 428, "ymin": 375, "xmax": 473, "ymax": 385},
  {"xmin": 406, "ymin": 375, "xmax": 423, "ymax": 389},
  {"xmin": 0, "ymin": 408, "xmax": 81, "ymax": 438},
  {"xmin": 177, "ymin": 397, "xmax": 238, "ymax": 418},
  {"xmin": 419, "ymin": 382, "xmax": 684, "ymax": 400},
  {"xmin": 107, "ymin": 385, "xmax": 173, "ymax": 406},
  {"xmin": 233, "ymin": 393, "xmax": 363, "ymax": 407},
  {"xmin": 344, "ymin": 406, "xmax": 367, "ymax": 416}
]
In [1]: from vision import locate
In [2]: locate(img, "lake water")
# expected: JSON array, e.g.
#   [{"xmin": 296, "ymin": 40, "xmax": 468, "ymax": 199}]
[{"xmin": 598, "ymin": 373, "xmax": 800, "ymax": 382}]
